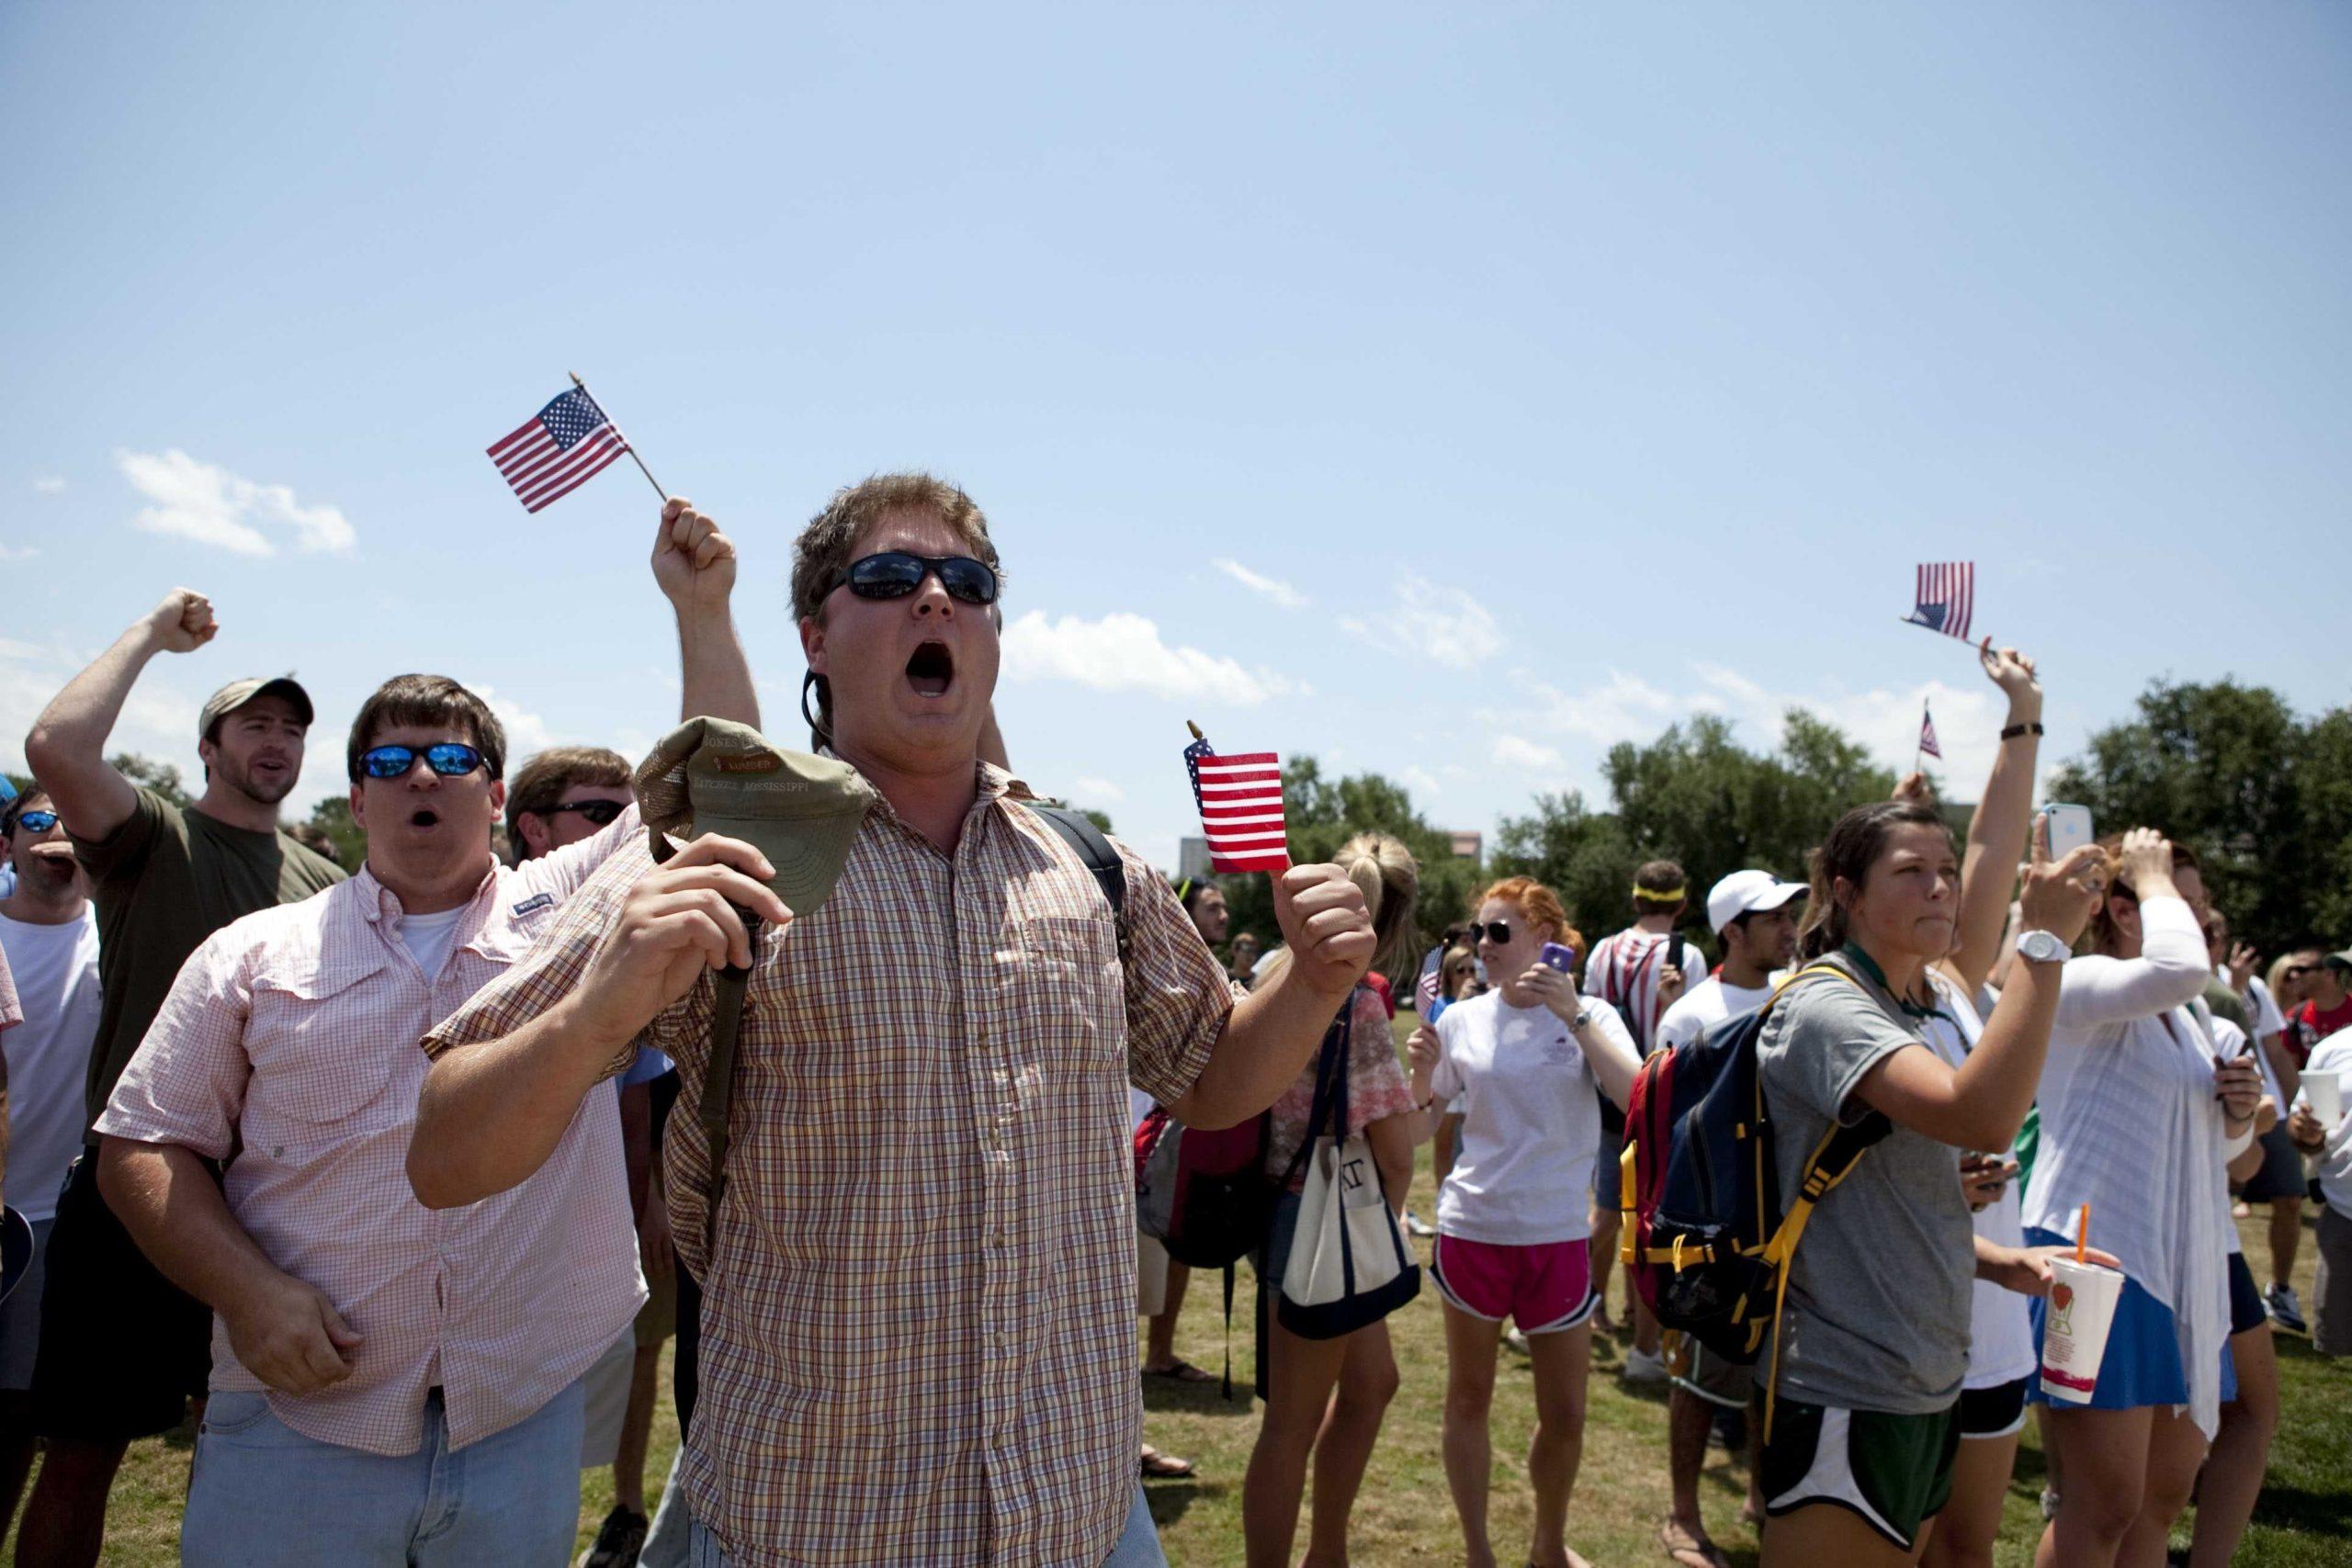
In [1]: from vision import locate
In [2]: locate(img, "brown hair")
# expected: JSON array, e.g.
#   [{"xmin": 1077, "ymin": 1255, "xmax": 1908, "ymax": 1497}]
[
  {"xmin": 1, "ymin": 785, "xmax": 52, "ymax": 838},
  {"xmin": 1633, "ymin": 858, "xmax": 1688, "ymax": 917},
  {"xmin": 1478, "ymin": 874, "xmax": 1580, "ymax": 953},
  {"xmin": 2086, "ymin": 834, "xmax": 2200, "ymax": 957},
  {"xmin": 345, "ymin": 674, "xmax": 507, "ymax": 783},
  {"xmin": 504, "ymin": 745, "xmax": 631, "ymax": 842},
  {"xmin": 790, "ymin": 473, "xmax": 1004, "ymax": 748},
  {"xmin": 1795, "ymin": 800, "xmax": 1951, "ymax": 962},
  {"xmin": 1441, "ymin": 945, "xmax": 1478, "ymax": 994}
]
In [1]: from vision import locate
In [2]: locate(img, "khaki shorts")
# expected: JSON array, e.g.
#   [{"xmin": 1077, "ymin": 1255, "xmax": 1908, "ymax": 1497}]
[
  {"xmin": 1666, "ymin": 1329, "xmax": 1752, "ymax": 1410},
  {"xmin": 1137, "ymin": 1231, "xmax": 1170, "ymax": 1318}
]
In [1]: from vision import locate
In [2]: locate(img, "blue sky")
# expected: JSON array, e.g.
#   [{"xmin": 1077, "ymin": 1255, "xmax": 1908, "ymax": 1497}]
[{"xmin": 4, "ymin": 4, "xmax": 2346, "ymax": 870}]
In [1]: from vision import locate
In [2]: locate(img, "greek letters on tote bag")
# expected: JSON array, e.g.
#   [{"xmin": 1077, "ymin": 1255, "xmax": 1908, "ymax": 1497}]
[{"xmin": 1278, "ymin": 1004, "xmax": 1422, "ymax": 1339}]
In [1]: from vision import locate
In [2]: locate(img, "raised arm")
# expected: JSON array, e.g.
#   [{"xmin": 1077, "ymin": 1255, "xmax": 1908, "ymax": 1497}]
[
  {"xmin": 24, "ymin": 589, "xmax": 217, "ymax": 841},
  {"xmin": 1947, "ymin": 643, "xmax": 2042, "ymax": 992},
  {"xmin": 651, "ymin": 500, "xmax": 758, "ymax": 728},
  {"xmin": 2052, "ymin": 833, "xmax": 2214, "ymax": 1031}
]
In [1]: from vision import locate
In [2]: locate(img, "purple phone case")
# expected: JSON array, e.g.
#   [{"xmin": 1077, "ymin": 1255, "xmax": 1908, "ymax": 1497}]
[{"xmin": 1539, "ymin": 942, "xmax": 1576, "ymax": 972}]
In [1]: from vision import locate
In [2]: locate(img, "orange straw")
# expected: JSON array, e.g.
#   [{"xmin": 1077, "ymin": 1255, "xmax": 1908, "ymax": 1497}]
[{"xmin": 2076, "ymin": 1203, "xmax": 2089, "ymax": 1264}]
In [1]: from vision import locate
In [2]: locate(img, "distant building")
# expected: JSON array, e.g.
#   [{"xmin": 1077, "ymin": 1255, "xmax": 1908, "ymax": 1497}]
[
  {"xmin": 1178, "ymin": 836, "xmax": 1213, "ymax": 884},
  {"xmin": 1449, "ymin": 830, "xmax": 1483, "ymax": 862}
]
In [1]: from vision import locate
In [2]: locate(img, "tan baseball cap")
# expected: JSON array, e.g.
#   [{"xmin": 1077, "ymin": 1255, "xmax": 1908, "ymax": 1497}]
[
  {"xmin": 633, "ymin": 717, "xmax": 874, "ymax": 918},
  {"xmin": 198, "ymin": 676, "xmax": 315, "ymax": 742}
]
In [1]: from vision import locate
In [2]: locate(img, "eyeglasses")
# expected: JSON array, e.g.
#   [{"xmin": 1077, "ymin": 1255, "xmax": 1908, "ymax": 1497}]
[
  {"xmin": 359, "ymin": 743, "xmax": 487, "ymax": 781},
  {"xmin": 1474, "ymin": 921, "xmax": 1514, "ymax": 945},
  {"xmin": 838, "ymin": 551, "xmax": 1000, "ymax": 607},
  {"xmin": 9, "ymin": 809, "xmax": 57, "ymax": 833},
  {"xmin": 545, "ymin": 799, "xmax": 625, "ymax": 826},
  {"xmin": 2285, "ymin": 964, "xmax": 2318, "ymax": 979}
]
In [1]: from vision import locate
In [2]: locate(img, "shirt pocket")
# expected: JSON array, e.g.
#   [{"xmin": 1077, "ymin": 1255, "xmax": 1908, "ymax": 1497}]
[
  {"xmin": 998, "ymin": 913, "xmax": 1122, "ymax": 1070},
  {"xmin": 244, "ymin": 956, "xmax": 399, "ymax": 1132}
]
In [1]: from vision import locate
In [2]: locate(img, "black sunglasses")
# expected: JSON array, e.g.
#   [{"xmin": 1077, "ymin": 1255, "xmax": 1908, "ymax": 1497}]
[
  {"xmin": 2284, "ymin": 964, "xmax": 2318, "ymax": 979},
  {"xmin": 9, "ymin": 809, "xmax": 58, "ymax": 833},
  {"xmin": 1474, "ymin": 920, "xmax": 1514, "ymax": 945},
  {"xmin": 359, "ymin": 743, "xmax": 487, "ymax": 781},
  {"xmin": 545, "ymin": 799, "xmax": 625, "ymax": 826},
  {"xmin": 839, "ymin": 551, "xmax": 1000, "ymax": 607}
]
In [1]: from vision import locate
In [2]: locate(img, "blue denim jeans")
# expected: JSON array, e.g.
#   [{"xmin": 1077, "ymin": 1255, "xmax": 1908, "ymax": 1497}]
[
  {"xmin": 685, "ymin": 1483, "xmax": 1167, "ymax": 1566},
  {"xmin": 181, "ymin": 1378, "xmax": 585, "ymax": 1567}
]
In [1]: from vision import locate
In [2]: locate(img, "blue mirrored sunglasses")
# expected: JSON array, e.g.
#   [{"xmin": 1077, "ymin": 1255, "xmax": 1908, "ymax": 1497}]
[
  {"xmin": 359, "ymin": 743, "xmax": 485, "ymax": 781},
  {"xmin": 10, "ymin": 809, "xmax": 58, "ymax": 833}
]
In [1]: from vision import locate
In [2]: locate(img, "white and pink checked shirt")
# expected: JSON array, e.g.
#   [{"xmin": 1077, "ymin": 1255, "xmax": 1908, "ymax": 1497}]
[{"xmin": 96, "ymin": 815, "xmax": 647, "ymax": 1457}]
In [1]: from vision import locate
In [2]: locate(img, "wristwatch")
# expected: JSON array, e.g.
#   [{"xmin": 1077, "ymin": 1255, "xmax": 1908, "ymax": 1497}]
[{"xmin": 2014, "ymin": 930, "xmax": 2070, "ymax": 965}]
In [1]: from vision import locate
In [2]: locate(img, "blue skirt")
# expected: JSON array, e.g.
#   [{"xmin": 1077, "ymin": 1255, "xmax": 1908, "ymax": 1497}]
[{"xmin": 2022, "ymin": 1226, "xmax": 2236, "ymax": 1410}]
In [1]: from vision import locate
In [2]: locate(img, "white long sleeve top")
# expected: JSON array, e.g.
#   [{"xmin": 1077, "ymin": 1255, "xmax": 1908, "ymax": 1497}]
[{"xmin": 2023, "ymin": 895, "xmax": 2233, "ymax": 1438}]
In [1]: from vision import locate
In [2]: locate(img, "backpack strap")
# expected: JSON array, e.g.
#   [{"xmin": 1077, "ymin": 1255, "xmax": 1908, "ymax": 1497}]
[{"xmin": 1024, "ymin": 803, "xmax": 1130, "ymax": 967}]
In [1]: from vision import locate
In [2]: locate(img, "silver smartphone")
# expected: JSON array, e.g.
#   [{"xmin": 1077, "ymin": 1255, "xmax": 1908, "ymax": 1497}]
[{"xmin": 2040, "ymin": 803, "xmax": 2094, "ymax": 860}]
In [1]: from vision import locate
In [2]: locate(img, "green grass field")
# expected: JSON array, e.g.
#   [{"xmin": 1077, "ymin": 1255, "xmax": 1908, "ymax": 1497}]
[{"xmin": 8, "ymin": 1173, "xmax": 2346, "ymax": 1563}]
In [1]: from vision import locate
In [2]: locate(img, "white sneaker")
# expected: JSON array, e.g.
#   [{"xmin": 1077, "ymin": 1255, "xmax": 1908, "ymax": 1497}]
[
  {"xmin": 1622, "ymin": 1347, "xmax": 1668, "ymax": 1386},
  {"xmin": 1502, "ymin": 1326, "xmax": 1532, "ymax": 1355},
  {"xmin": 2267, "ymin": 1283, "xmax": 2308, "ymax": 1334},
  {"xmin": 1404, "ymin": 1211, "xmax": 1437, "ymax": 1238}
]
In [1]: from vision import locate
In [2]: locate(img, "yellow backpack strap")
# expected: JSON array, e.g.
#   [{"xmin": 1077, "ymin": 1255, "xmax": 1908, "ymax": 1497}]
[{"xmin": 1618, "ymin": 1142, "xmax": 1640, "ymax": 1265}]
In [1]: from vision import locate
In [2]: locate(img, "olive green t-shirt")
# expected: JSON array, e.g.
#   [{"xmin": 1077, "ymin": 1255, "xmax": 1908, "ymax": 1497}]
[{"xmin": 70, "ymin": 786, "xmax": 345, "ymax": 1137}]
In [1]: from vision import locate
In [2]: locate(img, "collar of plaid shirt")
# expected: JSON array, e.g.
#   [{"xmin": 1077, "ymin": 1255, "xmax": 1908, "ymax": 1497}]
[{"xmin": 425, "ymin": 761, "xmax": 1234, "ymax": 1562}]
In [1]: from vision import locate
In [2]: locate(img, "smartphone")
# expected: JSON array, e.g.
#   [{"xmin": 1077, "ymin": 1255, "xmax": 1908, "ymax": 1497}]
[
  {"xmin": 1538, "ymin": 942, "xmax": 1577, "ymax": 974},
  {"xmin": 2040, "ymin": 803, "xmax": 2094, "ymax": 860}
]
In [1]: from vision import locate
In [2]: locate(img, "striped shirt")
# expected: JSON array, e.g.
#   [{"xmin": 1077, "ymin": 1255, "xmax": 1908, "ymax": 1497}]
[
  {"xmin": 97, "ymin": 815, "xmax": 646, "ymax": 1457},
  {"xmin": 1583, "ymin": 927, "xmax": 1689, "ymax": 1054},
  {"xmin": 424, "ymin": 763, "xmax": 1230, "ymax": 1565}
]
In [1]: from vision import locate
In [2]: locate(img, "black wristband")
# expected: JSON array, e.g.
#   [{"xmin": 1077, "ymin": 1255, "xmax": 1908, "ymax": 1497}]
[{"xmin": 2000, "ymin": 722, "xmax": 2045, "ymax": 740}]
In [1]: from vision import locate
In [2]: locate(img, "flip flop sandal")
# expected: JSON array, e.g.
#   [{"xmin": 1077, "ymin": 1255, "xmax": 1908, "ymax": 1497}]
[
  {"xmin": 1657, "ymin": 1523, "xmax": 1730, "ymax": 1568},
  {"xmin": 1138, "ymin": 1448, "xmax": 1195, "ymax": 1479},
  {"xmin": 1142, "ymin": 1359, "xmax": 1216, "ymax": 1383}
]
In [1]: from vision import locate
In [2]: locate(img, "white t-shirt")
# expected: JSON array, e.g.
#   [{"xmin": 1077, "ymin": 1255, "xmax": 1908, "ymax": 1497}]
[
  {"xmin": 1428, "ymin": 990, "xmax": 1634, "ymax": 1246},
  {"xmin": 2293, "ymin": 1036, "xmax": 2352, "ymax": 1221},
  {"xmin": 1914, "ymin": 970, "xmax": 2038, "ymax": 1388},
  {"xmin": 0, "ymin": 908, "xmax": 104, "ymax": 1222},
  {"xmin": 1655, "ymin": 973, "xmax": 1777, "ymax": 1052},
  {"xmin": 394, "ymin": 906, "xmax": 468, "ymax": 979}
]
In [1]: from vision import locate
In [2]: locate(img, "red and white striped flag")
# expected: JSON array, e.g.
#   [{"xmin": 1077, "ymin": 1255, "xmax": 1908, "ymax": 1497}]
[
  {"xmin": 1905, "ymin": 562, "xmax": 1976, "ymax": 641},
  {"xmin": 1918, "ymin": 702, "xmax": 1943, "ymax": 761},
  {"xmin": 1184, "ymin": 732, "xmax": 1290, "ymax": 874},
  {"xmin": 487, "ymin": 387, "xmax": 630, "ymax": 513}
]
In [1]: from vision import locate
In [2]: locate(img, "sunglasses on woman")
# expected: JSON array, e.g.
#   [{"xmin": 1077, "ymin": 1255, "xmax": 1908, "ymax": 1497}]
[
  {"xmin": 1473, "ymin": 920, "xmax": 1515, "ymax": 944},
  {"xmin": 545, "ymin": 799, "xmax": 625, "ymax": 826},
  {"xmin": 8, "ymin": 809, "xmax": 58, "ymax": 834},
  {"xmin": 359, "ymin": 742, "xmax": 487, "ymax": 781},
  {"xmin": 837, "ymin": 551, "xmax": 1001, "ymax": 607}
]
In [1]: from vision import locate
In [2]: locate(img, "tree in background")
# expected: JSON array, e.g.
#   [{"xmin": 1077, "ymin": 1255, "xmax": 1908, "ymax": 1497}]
[
  {"xmin": 110, "ymin": 751, "xmax": 192, "ymax": 808},
  {"xmin": 301, "ymin": 796, "xmax": 368, "ymax": 872},
  {"xmin": 1494, "ymin": 711, "xmax": 1895, "ymax": 950},
  {"xmin": 2050, "ymin": 680, "xmax": 2352, "ymax": 956},
  {"xmin": 1216, "ymin": 757, "xmax": 1484, "ymax": 987}
]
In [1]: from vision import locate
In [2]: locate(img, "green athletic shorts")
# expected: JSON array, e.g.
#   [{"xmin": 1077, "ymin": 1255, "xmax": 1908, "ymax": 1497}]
[{"xmin": 1760, "ymin": 1395, "xmax": 1961, "ymax": 1550}]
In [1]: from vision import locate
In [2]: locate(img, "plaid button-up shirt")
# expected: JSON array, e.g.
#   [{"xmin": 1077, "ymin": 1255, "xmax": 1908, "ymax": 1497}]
[
  {"xmin": 425, "ymin": 765, "xmax": 1231, "ymax": 1565},
  {"xmin": 98, "ymin": 817, "xmax": 646, "ymax": 1456}
]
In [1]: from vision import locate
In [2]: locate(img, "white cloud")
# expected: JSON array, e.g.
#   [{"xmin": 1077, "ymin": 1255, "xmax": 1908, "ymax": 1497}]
[
  {"xmin": 1500, "ymin": 666, "xmax": 1693, "ymax": 748},
  {"xmin": 30, "ymin": 477, "xmax": 64, "ymax": 495},
  {"xmin": 473, "ymin": 685, "xmax": 558, "ymax": 759},
  {"xmin": 1343, "ymin": 580, "xmax": 1503, "ymax": 670},
  {"xmin": 1212, "ymin": 558, "xmax": 1309, "ymax": 610},
  {"xmin": 1001, "ymin": 610, "xmax": 1298, "ymax": 705},
  {"xmin": 117, "ymin": 448, "xmax": 357, "ymax": 558},
  {"xmin": 1492, "ymin": 734, "xmax": 1566, "ymax": 772},
  {"xmin": 0, "ymin": 544, "xmax": 37, "ymax": 562},
  {"xmin": 0, "ymin": 637, "xmax": 200, "ymax": 782},
  {"xmin": 1072, "ymin": 775, "xmax": 1125, "ymax": 803},
  {"xmin": 1690, "ymin": 662, "xmax": 2003, "ymax": 789},
  {"xmin": 1400, "ymin": 764, "xmax": 1443, "ymax": 797}
]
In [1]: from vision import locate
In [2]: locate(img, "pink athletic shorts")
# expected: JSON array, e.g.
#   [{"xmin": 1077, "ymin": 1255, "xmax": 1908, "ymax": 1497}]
[{"xmin": 1430, "ymin": 1234, "xmax": 1596, "ymax": 1334}]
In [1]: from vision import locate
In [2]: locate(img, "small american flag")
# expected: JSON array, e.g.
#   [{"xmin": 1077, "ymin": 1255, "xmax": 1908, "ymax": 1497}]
[
  {"xmin": 487, "ymin": 388, "xmax": 630, "ymax": 513},
  {"xmin": 1183, "ymin": 734, "xmax": 1290, "ymax": 874},
  {"xmin": 1906, "ymin": 561, "xmax": 1976, "ymax": 641},
  {"xmin": 1918, "ymin": 703, "xmax": 1943, "ymax": 761}
]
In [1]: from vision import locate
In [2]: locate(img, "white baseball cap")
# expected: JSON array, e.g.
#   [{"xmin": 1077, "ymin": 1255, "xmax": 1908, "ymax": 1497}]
[{"xmin": 1707, "ymin": 869, "xmax": 1807, "ymax": 935}]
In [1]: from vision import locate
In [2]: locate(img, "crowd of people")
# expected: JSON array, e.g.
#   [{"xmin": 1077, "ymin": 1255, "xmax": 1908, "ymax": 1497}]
[{"xmin": 0, "ymin": 474, "xmax": 2342, "ymax": 1567}]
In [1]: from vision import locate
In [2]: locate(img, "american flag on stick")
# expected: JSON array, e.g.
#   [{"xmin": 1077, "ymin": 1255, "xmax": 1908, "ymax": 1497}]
[
  {"xmin": 1904, "ymin": 562, "xmax": 1976, "ymax": 641},
  {"xmin": 486, "ymin": 375, "xmax": 662, "ymax": 513},
  {"xmin": 1917, "ymin": 702, "xmax": 1943, "ymax": 761},
  {"xmin": 1183, "ymin": 724, "xmax": 1291, "ymax": 874}
]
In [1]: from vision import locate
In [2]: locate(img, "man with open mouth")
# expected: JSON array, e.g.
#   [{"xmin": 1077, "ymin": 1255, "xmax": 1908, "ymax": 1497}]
[
  {"xmin": 410, "ymin": 471, "xmax": 1381, "ymax": 1567},
  {"xmin": 20, "ymin": 595, "xmax": 346, "ymax": 1566},
  {"xmin": 86, "ymin": 500, "xmax": 756, "ymax": 1568}
]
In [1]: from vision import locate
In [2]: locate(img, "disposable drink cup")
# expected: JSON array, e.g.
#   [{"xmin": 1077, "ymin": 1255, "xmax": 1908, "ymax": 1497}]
[
  {"xmin": 2041, "ymin": 1258, "xmax": 2126, "ymax": 1404},
  {"xmin": 2307, "ymin": 1073, "xmax": 2346, "ymax": 1129}
]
